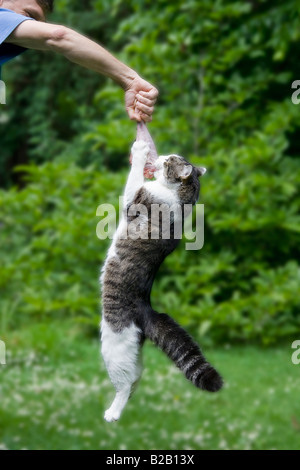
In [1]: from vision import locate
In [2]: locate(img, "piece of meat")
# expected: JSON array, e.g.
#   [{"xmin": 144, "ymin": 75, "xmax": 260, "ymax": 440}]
[{"xmin": 130, "ymin": 122, "xmax": 158, "ymax": 179}]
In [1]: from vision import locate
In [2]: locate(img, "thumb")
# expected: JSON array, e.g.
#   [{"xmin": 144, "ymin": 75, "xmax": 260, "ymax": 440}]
[{"xmin": 126, "ymin": 106, "xmax": 142, "ymax": 122}]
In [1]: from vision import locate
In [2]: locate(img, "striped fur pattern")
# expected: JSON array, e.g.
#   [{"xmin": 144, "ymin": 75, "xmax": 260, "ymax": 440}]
[{"xmin": 101, "ymin": 140, "xmax": 223, "ymax": 422}]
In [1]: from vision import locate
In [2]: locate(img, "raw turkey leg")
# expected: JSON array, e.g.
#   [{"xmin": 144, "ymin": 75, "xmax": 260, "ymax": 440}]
[{"xmin": 130, "ymin": 121, "xmax": 158, "ymax": 179}]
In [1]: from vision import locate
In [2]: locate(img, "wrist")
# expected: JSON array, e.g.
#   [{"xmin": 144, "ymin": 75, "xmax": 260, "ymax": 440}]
[{"xmin": 117, "ymin": 69, "xmax": 139, "ymax": 91}]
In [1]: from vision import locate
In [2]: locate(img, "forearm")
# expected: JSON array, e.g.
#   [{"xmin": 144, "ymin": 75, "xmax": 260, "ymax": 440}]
[
  {"xmin": 47, "ymin": 27, "xmax": 138, "ymax": 89},
  {"xmin": 7, "ymin": 21, "xmax": 137, "ymax": 89}
]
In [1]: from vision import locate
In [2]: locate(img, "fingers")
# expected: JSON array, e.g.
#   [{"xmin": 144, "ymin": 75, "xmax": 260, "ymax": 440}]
[
  {"xmin": 127, "ymin": 106, "xmax": 142, "ymax": 122},
  {"xmin": 135, "ymin": 101, "xmax": 154, "ymax": 117},
  {"xmin": 138, "ymin": 112, "xmax": 153, "ymax": 123},
  {"xmin": 135, "ymin": 91, "xmax": 157, "ymax": 122},
  {"xmin": 125, "ymin": 79, "xmax": 159, "ymax": 122},
  {"xmin": 139, "ymin": 88, "xmax": 159, "ymax": 102},
  {"xmin": 136, "ymin": 93, "xmax": 156, "ymax": 107},
  {"xmin": 127, "ymin": 100, "xmax": 154, "ymax": 122}
]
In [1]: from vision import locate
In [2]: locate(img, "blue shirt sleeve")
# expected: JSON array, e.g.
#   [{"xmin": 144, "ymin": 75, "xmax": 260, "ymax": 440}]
[{"xmin": 0, "ymin": 8, "xmax": 35, "ymax": 68}]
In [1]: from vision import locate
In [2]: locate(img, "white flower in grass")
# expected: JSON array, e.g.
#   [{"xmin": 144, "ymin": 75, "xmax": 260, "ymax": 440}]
[
  {"xmin": 82, "ymin": 430, "xmax": 94, "ymax": 437},
  {"xmin": 218, "ymin": 439, "xmax": 228, "ymax": 449},
  {"xmin": 193, "ymin": 433, "xmax": 204, "ymax": 446},
  {"xmin": 247, "ymin": 431, "xmax": 259, "ymax": 441}
]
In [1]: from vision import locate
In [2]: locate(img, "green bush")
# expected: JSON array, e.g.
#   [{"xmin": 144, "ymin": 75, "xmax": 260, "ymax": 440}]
[{"xmin": 0, "ymin": 162, "xmax": 126, "ymax": 332}]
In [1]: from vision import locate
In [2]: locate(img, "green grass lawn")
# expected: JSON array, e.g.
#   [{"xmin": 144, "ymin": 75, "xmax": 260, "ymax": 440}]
[{"xmin": 0, "ymin": 321, "xmax": 299, "ymax": 450}]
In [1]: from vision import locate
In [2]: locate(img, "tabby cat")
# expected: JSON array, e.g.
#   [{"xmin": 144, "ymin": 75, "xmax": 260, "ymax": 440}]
[{"xmin": 101, "ymin": 140, "xmax": 223, "ymax": 422}]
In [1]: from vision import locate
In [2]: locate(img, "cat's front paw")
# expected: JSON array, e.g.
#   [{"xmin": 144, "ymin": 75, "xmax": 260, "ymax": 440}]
[{"xmin": 131, "ymin": 140, "xmax": 150, "ymax": 165}]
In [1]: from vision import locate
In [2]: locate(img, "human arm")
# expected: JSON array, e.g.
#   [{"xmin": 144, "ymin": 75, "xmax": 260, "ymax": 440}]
[{"xmin": 5, "ymin": 20, "xmax": 158, "ymax": 121}]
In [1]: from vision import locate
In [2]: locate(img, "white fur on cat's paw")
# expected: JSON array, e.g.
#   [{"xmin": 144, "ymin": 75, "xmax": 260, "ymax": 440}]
[
  {"xmin": 104, "ymin": 407, "xmax": 120, "ymax": 423},
  {"xmin": 131, "ymin": 140, "xmax": 150, "ymax": 164}
]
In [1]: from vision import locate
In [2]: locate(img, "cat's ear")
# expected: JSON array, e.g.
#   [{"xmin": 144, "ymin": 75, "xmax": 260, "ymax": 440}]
[
  {"xmin": 179, "ymin": 164, "xmax": 193, "ymax": 181},
  {"xmin": 196, "ymin": 167, "xmax": 207, "ymax": 178}
]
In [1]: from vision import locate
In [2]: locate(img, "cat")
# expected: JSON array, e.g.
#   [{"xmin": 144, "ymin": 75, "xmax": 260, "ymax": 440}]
[{"xmin": 100, "ymin": 140, "xmax": 223, "ymax": 422}]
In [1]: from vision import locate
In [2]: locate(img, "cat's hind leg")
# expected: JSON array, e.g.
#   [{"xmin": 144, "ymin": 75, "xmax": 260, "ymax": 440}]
[{"xmin": 101, "ymin": 318, "xmax": 143, "ymax": 422}]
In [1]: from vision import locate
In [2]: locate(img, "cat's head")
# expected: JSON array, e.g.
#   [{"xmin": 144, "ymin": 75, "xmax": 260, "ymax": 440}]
[{"xmin": 154, "ymin": 154, "xmax": 206, "ymax": 203}]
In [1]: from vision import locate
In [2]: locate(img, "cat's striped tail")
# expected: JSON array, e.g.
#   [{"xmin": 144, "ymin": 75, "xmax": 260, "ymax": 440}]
[{"xmin": 143, "ymin": 310, "xmax": 223, "ymax": 392}]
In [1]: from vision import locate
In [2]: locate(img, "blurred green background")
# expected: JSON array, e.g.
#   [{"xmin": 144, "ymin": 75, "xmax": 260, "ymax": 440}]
[{"xmin": 0, "ymin": 0, "xmax": 300, "ymax": 450}]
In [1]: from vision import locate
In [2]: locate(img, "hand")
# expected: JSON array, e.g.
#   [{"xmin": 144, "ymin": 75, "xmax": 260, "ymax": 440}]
[{"xmin": 124, "ymin": 76, "xmax": 158, "ymax": 122}]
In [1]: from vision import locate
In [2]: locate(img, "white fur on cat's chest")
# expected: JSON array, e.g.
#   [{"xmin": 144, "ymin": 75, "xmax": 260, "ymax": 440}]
[{"xmin": 144, "ymin": 180, "xmax": 180, "ymax": 206}]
